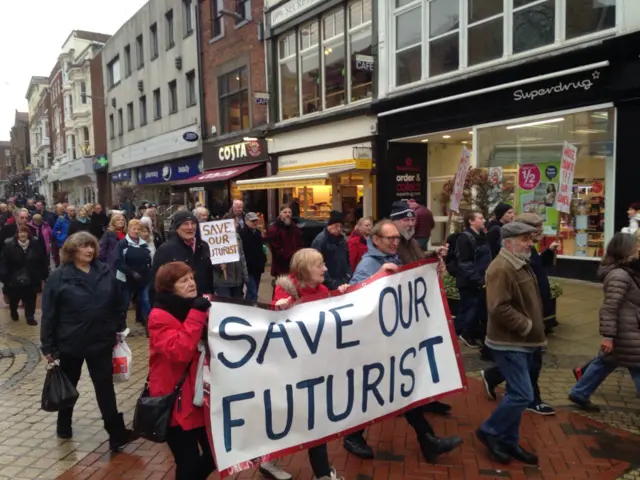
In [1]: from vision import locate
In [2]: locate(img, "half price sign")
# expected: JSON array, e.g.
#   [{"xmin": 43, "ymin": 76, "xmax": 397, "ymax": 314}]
[{"xmin": 555, "ymin": 141, "xmax": 578, "ymax": 214}]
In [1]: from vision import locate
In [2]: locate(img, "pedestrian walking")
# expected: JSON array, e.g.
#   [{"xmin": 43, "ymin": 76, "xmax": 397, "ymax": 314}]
[
  {"xmin": 53, "ymin": 205, "xmax": 75, "ymax": 259},
  {"xmin": 239, "ymin": 212, "xmax": 267, "ymax": 302},
  {"xmin": 345, "ymin": 220, "xmax": 463, "ymax": 463},
  {"xmin": 30, "ymin": 213, "xmax": 53, "ymax": 258},
  {"xmin": 51, "ymin": 204, "xmax": 66, "ymax": 266},
  {"xmin": 476, "ymin": 221, "xmax": 544, "ymax": 466},
  {"xmin": 147, "ymin": 262, "xmax": 216, "ymax": 480},
  {"xmin": 98, "ymin": 214, "xmax": 127, "ymax": 269},
  {"xmin": 40, "ymin": 231, "xmax": 133, "ymax": 450},
  {"xmin": 311, "ymin": 210, "xmax": 352, "ymax": 289},
  {"xmin": 0, "ymin": 225, "xmax": 48, "ymax": 325},
  {"xmin": 89, "ymin": 203, "xmax": 109, "ymax": 240},
  {"xmin": 68, "ymin": 207, "xmax": 91, "ymax": 236},
  {"xmin": 348, "ymin": 216, "xmax": 372, "ymax": 271},
  {"xmin": 265, "ymin": 204, "xmax": 304, "ymax": 281},
  {"xmin": 568, "ymin": 232, "xmax": 640, "ymax": 412},
  {"xmin": 272, "ymin": 248, "xmax": 346, "ymax": 480},
  {"xmin": 481, "ymin": 213, "xmax": 559, "ymax": 415},
  {"xmin": 485, "ymin": 202, "xmax": 515, "ymax": 259}
]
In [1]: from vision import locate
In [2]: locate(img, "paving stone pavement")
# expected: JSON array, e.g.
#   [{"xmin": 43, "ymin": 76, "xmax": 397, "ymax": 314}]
[{"xmin": 0, "ymin": 277, "xmax": 638, "ymax": 480}]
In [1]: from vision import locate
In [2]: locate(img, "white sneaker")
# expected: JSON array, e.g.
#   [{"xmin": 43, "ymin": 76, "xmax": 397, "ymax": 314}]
[
  {"xmin": 315, "ymin": 467, "xmax": 344, "ymax": 480},
  {"xmin": 259, "ymin": 460, "xmax": 293, "ymax": 480}
]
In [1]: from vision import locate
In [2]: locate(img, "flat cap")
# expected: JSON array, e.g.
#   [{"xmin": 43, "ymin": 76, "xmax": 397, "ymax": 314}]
[
  {"xmin": 501, "ymin": 221, "xmax": 537, "ymax": 239},
  {"xmin": 515, "ymin": 213, "xmax": 544, "ymax": 227}
]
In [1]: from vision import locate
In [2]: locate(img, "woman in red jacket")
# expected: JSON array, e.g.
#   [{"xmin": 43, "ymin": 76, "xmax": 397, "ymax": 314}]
[
  {"xmin": 347, "ymin": 217, "xmax": 372, "ymax": 271},
  {"xmin": 273, "ymin": 248, "xmax": 348, "ymax": 480},
  {"xmin": 148, "ymin": 261, "xmax": 214, "ymax": 480}
]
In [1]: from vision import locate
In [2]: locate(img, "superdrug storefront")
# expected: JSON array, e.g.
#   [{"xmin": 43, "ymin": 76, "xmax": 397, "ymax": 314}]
[{"xmin": 374, "ymin": 31, "xmax": 640, "ymax": 281}]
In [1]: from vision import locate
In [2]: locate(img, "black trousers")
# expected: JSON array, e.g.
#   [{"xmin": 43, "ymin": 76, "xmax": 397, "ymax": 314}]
[
  {"xmin": 346, "ymin": 407, "xmax": 434, "ymax": 443},
  {"xmin": 57, "ymin": 350, "xmax": 119, "ymax": 432},
  {"xmin": 166, "ymin": 426, "xmax": 216, "ymax": 480},
  {"xmin": 308, "ymin": 444, "xmax": 331, "ymax": 478},
  {"xmin": 484, "ymin": 347, "xmax": 544, "ymax": 404},
  {"xmin": 8, "ymin": 286, "xmax": 37, "ymax": 320}
]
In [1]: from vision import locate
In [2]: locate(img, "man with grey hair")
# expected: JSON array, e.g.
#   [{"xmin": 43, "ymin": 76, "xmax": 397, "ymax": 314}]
[
  {"xmin": 225, "ymin": 199, "xmax": 245, "ymax": 228},
  {"xmin": 476, "ymin": 222, "xmax": 546, "ymax": 466},
  {"xmin": 0, "ymin": 208, "xmax": 39, "ymax": 255}
]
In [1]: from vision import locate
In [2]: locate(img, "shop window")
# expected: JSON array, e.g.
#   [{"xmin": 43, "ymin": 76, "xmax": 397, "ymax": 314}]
[
  {"xmin": 218, "ymin": 67, "xmax": 249, "ymax": 133},
  {"xmin": 276, "ymin": 0, "xmax": 373, "ymax": 121},
  {"xmin": 390, "ymin": 0, "xmax": 617, "ymax": 89},
  {"xmin": 476, "ymin": 108, "xmax": 615, "ymax": 259}
]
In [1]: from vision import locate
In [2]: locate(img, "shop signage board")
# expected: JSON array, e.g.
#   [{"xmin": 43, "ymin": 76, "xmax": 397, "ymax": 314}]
[
  {"xmin": 200, "ymin": 219, "xmax": 240, "ymax": 264},
  {"xmin": 555, "ymin": 142, "xmax": 578, "ymax": 214},
  {"xmin": 205, "ymin": 139, "xmax": 269, "ymax": 170},
  {"xmin": 183, "ymin": 131, "xmax": 199, "ymax": 142},
  {"xmin": 205, "ymin": 260, "xmax": 465, "ymax": 477},
  {"xmin": 449, "ymin": 147, "xmax": 471, "ymax": 213},
  {"xmin": 255, "ymin": 92, "xmax": 270, "ymax": 105},
  {"xmin": 237, "ymin": 177, "xmax": 327, "ymax": 191},
  {"xmin": 270, "ymin": 0, "xmax": 324, "ymax": 27},
  {"xmin": 111, "ymin": 169, "xmax": 131, "ymax": 183},
  {"xmin": 137, "ymin": 156, "xmax": 203, "ymax": 185},
  {"xmin": 517, "ymin": 162, "xmax": 561, "ymax": 235}
]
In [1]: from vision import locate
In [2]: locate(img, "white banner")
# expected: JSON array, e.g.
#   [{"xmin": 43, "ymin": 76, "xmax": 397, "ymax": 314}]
[
  {"xmin": 449, "ymin": 147, "xmax": 471, "ymax": 213},
  {"xmin": 555, "ymin": 141, "xmax": 578, "ymax": 214},
  {"xmin": 207, "ymin": 261, "xmax": 466, "ymax": 476},
  {"xmin": 200, "ymin": 219, "xmax": 239, "ymax": 265}
]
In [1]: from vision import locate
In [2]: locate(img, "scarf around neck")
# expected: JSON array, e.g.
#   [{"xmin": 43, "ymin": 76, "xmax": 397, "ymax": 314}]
[
  {"xmin": 17, "ymin": 239, "xmax": 29, "ymax": 251},
  {"xmin": 154, "ymin": 292, "xmax": 194, "ymax": 322}
]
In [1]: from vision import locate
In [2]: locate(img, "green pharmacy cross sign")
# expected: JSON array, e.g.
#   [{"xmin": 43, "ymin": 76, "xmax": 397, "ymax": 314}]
[{"xmin": 94, "ymin": 155, "xmax": 109, "ymax": 171}]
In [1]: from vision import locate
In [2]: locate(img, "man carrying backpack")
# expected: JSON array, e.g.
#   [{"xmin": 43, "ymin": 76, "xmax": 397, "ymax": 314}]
[{"xmin": 447, "ymin": 210, "xmax": 492, "ymax": 348}]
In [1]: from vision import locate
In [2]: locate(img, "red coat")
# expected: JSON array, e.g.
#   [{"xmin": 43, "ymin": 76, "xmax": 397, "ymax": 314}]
[
  {"xmin": 266, "ymin": 219, "xmax": 304, "ymax": 277},
  {"xmin": 147, "ymin": 306, "xmax": 207, "ymax": 430},
  {"xmin": 348, "ymin": 230, "xmax": 368, "ymax": 271},
  {"xmin": 272, "ymin": 275, "xmax": 329, "ymax": 304}
]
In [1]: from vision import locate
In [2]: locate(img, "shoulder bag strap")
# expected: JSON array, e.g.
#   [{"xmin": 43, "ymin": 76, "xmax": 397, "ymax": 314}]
[{"xmin": 174, "ymin": 360, "xmax": 194, "ymax": 392}]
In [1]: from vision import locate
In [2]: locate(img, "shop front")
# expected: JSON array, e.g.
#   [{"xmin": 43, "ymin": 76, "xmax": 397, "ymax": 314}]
[
  {"xmin": 374, "ymin": 31, "xmax": 640, "ymax": 281},
  {"xmin": 134, "ymin": 156, "xmax": 203, "ymax": 207},
  {"xmin": 49, "ymin": 157, "xmax": 97, "ymax": 206},
  {"xmin": 179, "ymin": 138, "xmax": 271, "ymax": 219}
]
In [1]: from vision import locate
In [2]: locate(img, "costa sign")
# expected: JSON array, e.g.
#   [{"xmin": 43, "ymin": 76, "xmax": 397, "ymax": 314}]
[{"xmin": 218, "ymin": 141, "xmax": 263, "ymax": 162}]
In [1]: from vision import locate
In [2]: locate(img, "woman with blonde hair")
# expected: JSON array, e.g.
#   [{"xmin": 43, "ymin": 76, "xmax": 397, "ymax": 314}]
[
  {"xmin": 98, "ymin": 213, "xmax": 127, "ymax": 268},
  {"xmin": 69, "ymin": 206, "xmax": 91, "ymax": 236},
  {"xmin": 40, "ymin": 231, "xmax": 133, "ymax": 449}
]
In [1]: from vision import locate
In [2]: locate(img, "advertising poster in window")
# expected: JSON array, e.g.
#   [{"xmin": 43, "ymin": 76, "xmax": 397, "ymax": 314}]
[
  {"xmin": 517, "ymin": 162, "xmax": 560, "ymax": 235},
  {"xmin": 387, "ymin": 143, "xmax": 427, "ymax": 203}
]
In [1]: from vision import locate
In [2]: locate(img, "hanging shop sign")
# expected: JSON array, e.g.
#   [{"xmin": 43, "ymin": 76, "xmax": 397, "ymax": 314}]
[
  {"xmin": 183, "ymin": 131, "xmax": 200, "ymax": 142},
  {"xmin": 111, "ymin": 169, "xmax": 132, "ymax": 183},
  {"xmin": 355, "ymin": 54, "xmax": 374, "ymax": 72},
  {"xmin": 136, "ymin": 156, "xmax": 203, "ymax": 185},
  {"xmin": 93, "ymin": 154, "xmax": 109, "ymax": 172},
  {"xmin": 255, "ymin": 92, "xmax": 270, "ymax": 105},
  {"xmin": 204, "ymin": 138, "xmax": 269, "ymax": 170}
]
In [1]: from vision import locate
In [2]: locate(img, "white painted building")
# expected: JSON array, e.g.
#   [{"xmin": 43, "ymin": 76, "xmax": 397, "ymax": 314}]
[{"xmin": 25, "ymin": 77, "xmax": 50, "ymax": 202}]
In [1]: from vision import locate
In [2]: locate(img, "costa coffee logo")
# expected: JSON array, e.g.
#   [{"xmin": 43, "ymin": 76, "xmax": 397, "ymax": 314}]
[
  {"xmin": 218, "ymin": 141, "xmax": 263, "ymax": 162},
  {"xmin": 246, "ymin": 141, "xmax": 262, "ymax": 157}
]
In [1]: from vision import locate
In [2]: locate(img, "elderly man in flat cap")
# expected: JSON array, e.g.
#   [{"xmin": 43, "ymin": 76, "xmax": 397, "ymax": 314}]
[{"xmin": 476, "ymin": 221, "xmax": 546, "ymax": 467}]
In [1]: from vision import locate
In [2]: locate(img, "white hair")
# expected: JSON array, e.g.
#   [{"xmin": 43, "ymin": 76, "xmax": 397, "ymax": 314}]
[{"xmin": 194, "ymin": 206, "xmax": 209, "ymax": 217}]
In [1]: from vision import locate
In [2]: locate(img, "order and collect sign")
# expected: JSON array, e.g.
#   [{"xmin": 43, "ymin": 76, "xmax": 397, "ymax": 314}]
[
  {"xmin": 200, "ymin": 220, "xmax": 239, "ymax": 264},
  {"xmin": 206, "ymin": 260, "xmax": 466, "ymax": 476},
  {"xmin": 555, "ymin": 141, "xmax": 578, "ymax": 214}
]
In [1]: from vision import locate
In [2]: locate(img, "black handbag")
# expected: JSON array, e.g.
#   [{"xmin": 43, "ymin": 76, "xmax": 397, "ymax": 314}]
[{"xmin": 133, "ymin": 361, "xmax": 192, "ymax": 443}]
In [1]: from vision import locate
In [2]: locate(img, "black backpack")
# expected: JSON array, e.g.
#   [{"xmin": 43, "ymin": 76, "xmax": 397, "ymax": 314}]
[{"xmin": 445, "ymin": 231, "xmax": 475, "ymax": 277}]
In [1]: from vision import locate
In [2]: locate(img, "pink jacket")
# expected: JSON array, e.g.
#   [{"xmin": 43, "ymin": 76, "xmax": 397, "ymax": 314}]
[{"xmin": 29, "ymin": 221, "xmax": 52, "ymax": 255}]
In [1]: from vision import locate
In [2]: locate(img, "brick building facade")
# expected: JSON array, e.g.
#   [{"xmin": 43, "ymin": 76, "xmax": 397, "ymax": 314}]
[
  {"xmin": 89, "ymin": 50, "xmax": 110, "ymax": 207},
  {"xmin": 7, "ymin": 111, "xmax": 31, "ymax": 196}
]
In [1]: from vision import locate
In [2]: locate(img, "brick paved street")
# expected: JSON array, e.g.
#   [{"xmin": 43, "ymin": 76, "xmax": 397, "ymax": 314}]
[{"xmin": 1, "ymin": 277, "xmax": 639, "ymax": 480}]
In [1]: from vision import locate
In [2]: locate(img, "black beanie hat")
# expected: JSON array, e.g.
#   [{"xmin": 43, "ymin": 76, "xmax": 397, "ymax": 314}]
[
  {"xmin": 390, "ymin": 200, "xmax": 415, "ymax": 220},
  {"xmin": 171, "ymin": 210, "xmax": 198, "ymax": 230},
  {"xmin": 494, "ymin": 202, "xmax": 513, "ymax": 221},
  {"xmin": 327, "ymin": 210, "xmax": 345, "ymax": 225}
]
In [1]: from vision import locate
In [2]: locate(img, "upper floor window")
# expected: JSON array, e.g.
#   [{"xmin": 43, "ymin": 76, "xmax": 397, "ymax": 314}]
[
  {"xmin": 186, "ymin": 70, "xmax": 197, "ymax": 107},
  {"xmin": 218, "ymin": 67, "xmax": 249, "ymax": 133},
  {"xmin": 150, "ymin": 23, "xmax": 159, "ymax": 59},
  {"xmin": 277, "ymin": 0, "xmax": 373, "ymax": 122},
  {"xmin": 211, "ymin": 0, "xmax": 224, "ymax": 39},
  {"xmin": 236, "ymin": 0, "xmax": 251, "ymax": 24},
  {"xmin": 136, "ymin": 35, "xmax": 145, "ymax": 69},
  {"xmin": 124, "ymin": 44, "xmax": 132, "ymax": 77},
  {"xmin": 183, "ymin": 0, "xmax": 194, "ymax": 36},
  {"xmin": 80, "ymin": 81, "xmax": 87, "ymax": 104},
  {"xmin": 168, "ymin": 80, "xmax": 178, "ymax": 114},
  {"xmin": 107, "ymin": 56, "xmax": 121, "ymax": 89},
  {"xmin": 391, "ymin": 0, "xmax": 617, "ymax": 88},
  {"xmin": 166, "ymin": 9, "xmax": 175, "ymax": 49}
]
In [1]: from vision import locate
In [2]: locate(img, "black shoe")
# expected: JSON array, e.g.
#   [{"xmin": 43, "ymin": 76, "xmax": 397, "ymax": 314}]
[
  {"xmin": 421, "ymin": 401, "xmax": 452, "ymax": 416},
  {"xmin": 56, "ymin": 428, "xmax": 73, "ymax": 439},
  {"xmin": 568, "ymin": 395, "xmax": 600, "ymax": 412},
  {"xmin": 526, "ymin": 402, "xmax": 555, "ymax": 416},
  {"xmin": 480, "ymin": 370, "xmax": 497, "ymax": 401},
  {"xmin": 105, "ymin": 413, "xmax": 136, "ymax": 452},
  {"xmin": 459, "ymin": 334, "xmax": 481, "ymax": 349},
  {"xmin": 343, "ymin": 436, "xmax": 374, "ymax": 459},
  {"xmin": 507, "ymin": 445, "xmax": 538, "ymax": 465},
  {"xmin": 10, "ymin": 311, "xmax": 18, "ymax": 322},
  {"xmin": 418, "ymin": 433, "xmax": 463, "ymax": 464},
  {"xmin": 475, "ymin": 428, "xmax": 511, "ymax": 464},
  {"xmin": 26, "ymin": 318, "xmax": 38, "ymax": 326}
]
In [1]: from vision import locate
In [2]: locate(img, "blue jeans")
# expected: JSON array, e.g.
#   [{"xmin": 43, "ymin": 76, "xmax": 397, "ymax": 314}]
[
  {"xmin": 123, "ymin": 283, "xmax": 151, "ymax": 321},
  {"xmin": 570, "ymin": 355, "xmax": 640, "ymax": 401},
  {"xmin": 480, "ymin": 350, "xmax": 534, "ymax": 446},
  {"xmin": 455, "ymin": 287, "xmax": 486, "ymax": 338},
  {"xmin": 215, "ymin": 286, "xmax": 244, "ymax": 299},
  {"xmin": 245, "ymin": 274, "xmax": 262, "ymax": 302}
]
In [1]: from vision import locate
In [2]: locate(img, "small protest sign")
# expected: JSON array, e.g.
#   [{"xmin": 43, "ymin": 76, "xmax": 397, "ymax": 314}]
[
  {"xmin": 200, "ymin": 219, "xmax": 239, "ymax": 265},
  {"xmin": 555, "ymin": 141, "xmax": 578, "ymax": 214},
  {"xmin": 449, "ymin": 147, "xmax": 471, "ymax": 213}
]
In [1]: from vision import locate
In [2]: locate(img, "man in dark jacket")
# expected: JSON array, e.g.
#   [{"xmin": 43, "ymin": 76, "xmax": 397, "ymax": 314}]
[
  {"xmin": 149, "ymin": 211, "xmax": 214, "ymax": 304},
  {"xmin": 480, "ymin": 213, "xmax": 558, "ymax": 416},
  {"xmin": 36, "ymin": 201, "xmax": 57, "ymax": 229},
  {"xmin": 486, "ymin": 202, "xmax": 514, "ymax": 259},
  {"xmin": 408, "ymin": 198, "xmax": 435, "ymax": 250},
  {"xmin": 265, "ymin": 204, "xmax": 304, "ymax": 278},
  {"xmin": 455, "ymin": 210, "xmax": 493, "ymax": 349},
  {"xmin": 311, "ymin": 210, "xmax": 351, "ymax": 289},
  {"xmin": 89, "ymin": 204, "xmax": 109, "ymax": 240},
  {"xmin": 240, "ymin": 212, "xmax": 267, "ymax": 302},
  {"xmin": 0, "ymin": 208, "xmax": 41, "ymax": 256}
]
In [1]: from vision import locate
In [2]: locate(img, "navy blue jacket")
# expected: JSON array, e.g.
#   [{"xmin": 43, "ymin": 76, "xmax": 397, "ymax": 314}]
[
  {"xmin": 529, "ymin": 246, "xmax": 555, "ymax": 318},
  {"xmin": 113, "ymin": 238, "xmax": 152, "ymax": 287},
  {"xmin": 455, "ymin": 227, "xmax": 492, "ymax": 290},
  {"xmin": 311, "ymin": 228, "xmax": 352, "ymax": 290}
]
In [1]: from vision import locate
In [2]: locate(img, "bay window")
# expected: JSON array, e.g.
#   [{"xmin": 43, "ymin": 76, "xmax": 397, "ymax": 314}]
[
  {"xmin": 391, "ymin": 0, "xmax": 618, "ymax": 88},
  {"xmin": 276, "ymin": 0, "xmax": 373, "ymax": 122}
]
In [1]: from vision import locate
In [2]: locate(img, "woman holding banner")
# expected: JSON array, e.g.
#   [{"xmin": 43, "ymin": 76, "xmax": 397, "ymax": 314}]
[{"xmin": 273, "ymin": 248, "xmax": 348, "ymax": 480}]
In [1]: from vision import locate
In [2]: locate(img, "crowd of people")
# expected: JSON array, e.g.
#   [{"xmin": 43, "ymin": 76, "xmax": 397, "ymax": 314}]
[{"xmin": 0, "ymin": 192, "xmax": 635, "ymax": 479}]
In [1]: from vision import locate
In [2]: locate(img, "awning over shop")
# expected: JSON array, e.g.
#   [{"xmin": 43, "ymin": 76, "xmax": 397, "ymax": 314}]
[
  {"xmin": 235, "ymin": 164, "xmax": 360, "ymax": 191},
  {"xmin": 176, "ymin": 163, "xmax": 261, "ymax": 185}
]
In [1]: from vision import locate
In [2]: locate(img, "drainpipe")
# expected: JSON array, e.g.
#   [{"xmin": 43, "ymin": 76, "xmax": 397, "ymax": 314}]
[{"xmin": 195, "ymin": 3, "xmax": 207, "ymax": 147}]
